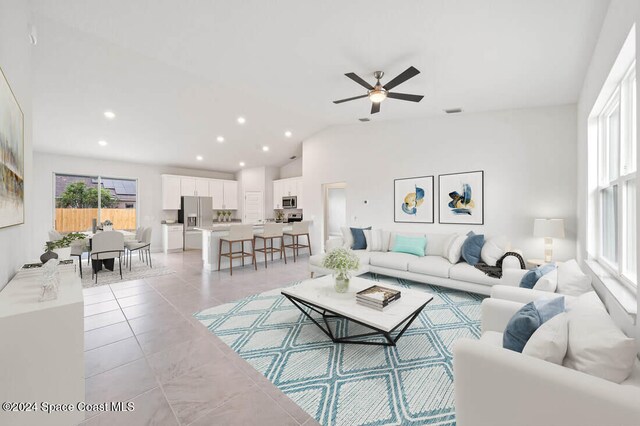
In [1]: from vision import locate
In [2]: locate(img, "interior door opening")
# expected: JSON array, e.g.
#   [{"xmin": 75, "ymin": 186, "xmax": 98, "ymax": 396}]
[{"xmin": 323, "ymin": 182, "xmax": 347, "ymax": 245}]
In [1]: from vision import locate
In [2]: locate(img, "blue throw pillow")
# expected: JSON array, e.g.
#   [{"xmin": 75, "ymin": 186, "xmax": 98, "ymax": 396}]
[
  {"xmin": 519, "ymin": 263, "xmax": 557, "ymax": 289},
  {"xmin": 391, "ymin": 235, "xmax": 426, "ymax": 257},
  {"xmin": 461, "ymin": 231, "xmax": 484, "ymax": 265},
  {"xmin": 503, "ymin": 297, "xmax": 565, "ymax": 353},
  {"xmin": 350, "ymin": 227, "xmax": 371, "ymax": 250}
]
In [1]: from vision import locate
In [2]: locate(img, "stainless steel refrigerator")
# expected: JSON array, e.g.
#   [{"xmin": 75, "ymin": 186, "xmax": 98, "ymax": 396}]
[{"xmin": 178, "ymin": 196, "xmax": 213, "ymax": 250}]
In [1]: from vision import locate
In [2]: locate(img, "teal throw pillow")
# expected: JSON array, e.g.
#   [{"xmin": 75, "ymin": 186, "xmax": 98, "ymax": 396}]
[{"xmin": 391, "ymin": 235, "xmax": 426, "ymax": 257}]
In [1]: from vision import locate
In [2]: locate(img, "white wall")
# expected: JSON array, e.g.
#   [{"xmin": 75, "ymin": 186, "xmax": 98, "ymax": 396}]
[
  {"xmin": 236, "ymin": 166, "xmax": 280, "ymax": 221},
  {"xmin": 0, "ymin": 1, "xmax": 32, "ymax": 289},
  {"xmin": 279, "ymin": 157, "xmax": 302, "ymax": 179},
  {"xmin": 32, "ymin": 152, "xmax": 234, "ymax": 253},
  {"xmin": 303, "ymin": 105, "xmax": 578, "ymax": 261},
  {"xmin": 576, "ymin": 0, "xmax": 640, "ymax": 345}
]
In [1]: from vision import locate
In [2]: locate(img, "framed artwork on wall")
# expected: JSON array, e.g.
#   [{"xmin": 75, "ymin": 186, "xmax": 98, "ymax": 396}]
[
  {"xmin": 439, "ymin": 170, "xmax": 484, "ymax": 225},
  {"xmin": 394, "ymin": 175, "xmax": 434, "ymax": 223},
  {"xmin": 0, "ymin": 66, "xmax": 24, "ymax": 229}
]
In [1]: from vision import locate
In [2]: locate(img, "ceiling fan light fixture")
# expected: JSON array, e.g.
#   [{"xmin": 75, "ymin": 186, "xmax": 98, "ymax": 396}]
[{"xmin": 368, "ymin": 88, "xmax": 387, "ymax": 103}]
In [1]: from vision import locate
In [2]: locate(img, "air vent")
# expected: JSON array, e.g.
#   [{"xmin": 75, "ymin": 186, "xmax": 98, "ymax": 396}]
[
  {"xmin": 289, "ymin": 155, "xmax": 297, "ymax": 160},
  {"xmin": 358, "ymin": 118, "xmax": 371, "ymax": 122},
  {"xmin": 444, "ymin": 108, "xmax": 463, "ymax": 114}
]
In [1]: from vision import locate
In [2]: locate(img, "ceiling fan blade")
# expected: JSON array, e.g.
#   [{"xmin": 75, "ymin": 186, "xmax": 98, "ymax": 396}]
[
  {"xmin": 387, "ymin": 92, "xmax": 424, "ymax": 102},
  {"xmin": 345, "ymin": 72, "xmax": 374, "ymax": 90},
  {"xmin": 383, "ymin": 66, "xmax": 420, "ymax": 90},
  {"xmin": 371, "ymin": 102, "xmax": 380, "ymax": 114},
  {"xmin": 333, "ymin": 94, "xmax": 368, "ymax": 104}
]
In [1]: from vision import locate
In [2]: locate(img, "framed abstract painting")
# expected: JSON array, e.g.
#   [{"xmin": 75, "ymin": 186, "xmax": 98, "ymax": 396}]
[
  {"xmin": 394, "ymin": 175, "xmax": 434, "ymax": 223},
  {"xmin": 439, "ymin": 171, "xmax": 484, "ymax": 225},
  {"xmin": 0, "ymin": 66, "xmax": 24, "ymax": 229}
]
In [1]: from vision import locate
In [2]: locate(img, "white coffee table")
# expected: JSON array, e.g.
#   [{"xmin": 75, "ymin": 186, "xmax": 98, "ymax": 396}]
[{"xmin": 281, "ymin": 275, "xmax": 433, "ymax": 346}]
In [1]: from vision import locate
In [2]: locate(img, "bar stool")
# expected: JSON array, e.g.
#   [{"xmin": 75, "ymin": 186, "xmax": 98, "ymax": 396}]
[
  {"xmin": 283, "ymin": 221, "xmax": 312, "ymax": 262},
  {"xmin": 218, "ymin": 224, "xmax": 257, "ymax": 276},
  {"xmin": 254, "ymin": 223, "xmax": 287, "ymax": 268}
]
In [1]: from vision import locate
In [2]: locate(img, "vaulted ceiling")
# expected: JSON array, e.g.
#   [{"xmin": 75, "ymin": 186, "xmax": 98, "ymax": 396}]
[{"xmin": 30, "ymin": 0, "xmax": 610, "ymax": 172}]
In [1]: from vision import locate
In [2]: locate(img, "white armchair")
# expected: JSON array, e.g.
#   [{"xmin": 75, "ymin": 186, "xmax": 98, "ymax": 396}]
[{"xmin": 453, "ymin": 298, "xmax": 640, "ymax": 426}]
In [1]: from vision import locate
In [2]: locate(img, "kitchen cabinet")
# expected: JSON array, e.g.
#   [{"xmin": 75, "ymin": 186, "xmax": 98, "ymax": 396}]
[
  {"xmin": 223, "ymin": 180, "xmax": 238, "ymax": 209},
  {"xmin": 180, "ymin": 177, "xmax": 196, "ymax": 196},
  {"xmin": 273, "ymin": 180, "xmax": 283, "ymax": 209},
  {"xmin": 162, "ymin": 224, "xmax": 183, "ymax": 253},
  {"xmin": 283, "ymin": 179, "xmax": 296, "ymax": 197},
  {"xmin": 296, "ymin": 179, "xmax": 304, "ymax": 209},
  {"xmin": 195, "ymin": 178, "xmax": 209, "ymax": 197},
  {"xmin": 209, "ymin": 180, "xmax": 224, "ymax": 209},
  {"xmin": 162, "ymin": 175, "xmax": 182, "ymax": 210}
]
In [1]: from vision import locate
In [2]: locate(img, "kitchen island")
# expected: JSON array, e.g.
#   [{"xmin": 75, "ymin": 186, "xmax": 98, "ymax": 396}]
[{"xmin": 196, "ymin": 223, "xmax": 300, "ymax": 271}]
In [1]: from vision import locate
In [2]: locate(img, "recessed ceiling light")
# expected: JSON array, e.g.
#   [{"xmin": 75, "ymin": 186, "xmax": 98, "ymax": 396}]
[
  {"xmin": 237, "ymin": 116, "xmax": 246, "ymax": 124},
  {"xmin": 284, "ymin": 130, "xmax": 292, "ymax": 138},
  {"xmin": 216, "ymin": 136, "xmax": 225, "ymax": 143},
  {"xmin": 239, "ymin": 161, "xmax": 245, "ymax": 167},
  {"xmin": 98, "ymin": 140, "xmax": 108, "ymax": 146},
  {"xmin": 104, "ymin": 111, "xmax": 116, "ymax": 120},
  {"xmin": 196, "ymin": 155, "xmax": 203, "ymax": 161},
  {"xmin": 262, "ymin": 146, "xmax": 269, "ymax": 152}
]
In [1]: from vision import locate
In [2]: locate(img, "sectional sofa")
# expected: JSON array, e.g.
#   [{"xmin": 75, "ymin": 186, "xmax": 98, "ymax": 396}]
[{"xmin": 308, "ymin": 231, "xmax": 527, "ymax": 296}]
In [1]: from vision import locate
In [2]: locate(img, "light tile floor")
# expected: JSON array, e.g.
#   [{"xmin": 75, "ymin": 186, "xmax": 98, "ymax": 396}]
[{"xmin": 80, "ymin": 250, "xmax": 319, "ymax": 426}]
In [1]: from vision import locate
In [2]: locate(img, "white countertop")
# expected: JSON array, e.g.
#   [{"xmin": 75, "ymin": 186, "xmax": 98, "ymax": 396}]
[{"xmin": 196, "ymin": 221, "xmax": 309, "ymax": 233}]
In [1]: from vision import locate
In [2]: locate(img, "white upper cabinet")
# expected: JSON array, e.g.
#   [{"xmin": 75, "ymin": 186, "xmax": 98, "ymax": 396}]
[
  {"xmin": 283, "ymin": 179, "xmax": 296, "ymax": 197},
  {"xmin": 180, "ymin": 177, "xmax": 197, "ymax": 197},
  {"xmin": 195, "ymin": 178, "xmax": 209, "ymax": 197},
  {"xmin": 223, "ymin": 180, "xmax": 238, "ymax": 210},
  {"xmin": 209, "ymin": 180, "xmax": 224, "ymax": 209},
  {"xmin": 162, "ymin": 175, "xmax": 182, "ymax": 210},
  {"xmin": 273, "ymin": 180, "xmax": 284, "ymax": 209}
]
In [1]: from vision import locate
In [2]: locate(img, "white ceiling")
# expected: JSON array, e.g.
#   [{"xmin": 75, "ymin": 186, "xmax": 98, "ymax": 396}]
[{"xmin": 29, "ymin": 0, "xmax": 609, "ymax": 172}]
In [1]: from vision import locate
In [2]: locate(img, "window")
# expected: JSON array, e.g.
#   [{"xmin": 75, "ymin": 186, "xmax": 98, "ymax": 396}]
[
  {"xmin": 54, "ymin": 174, "xmax": 137, "ymax": 232},
  {"xmin": 595, "ymin": 61, "xmax": 637, "ymax": 287}
]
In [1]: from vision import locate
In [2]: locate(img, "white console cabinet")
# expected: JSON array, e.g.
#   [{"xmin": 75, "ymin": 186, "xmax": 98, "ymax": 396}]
[{"xmin": 0, "ymin": 269, "xmax": 84, "ymax": 426}]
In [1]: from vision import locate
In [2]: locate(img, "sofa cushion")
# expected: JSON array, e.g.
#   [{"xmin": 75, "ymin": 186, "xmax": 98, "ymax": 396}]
[
  {"xmin": 533, "ymin": 269, "xmax": 558, "ymax": 292},
  {"xmin": 369, "ymin": 252, "xmax": 417, "ymax": 271},
  {"xmin": 556, "ymin": 259, "xmax": 592, "ymax": 296},
  {"xmin": 425, "ymin": 234, "xmax": 453, "ymax": 256},
  {"xmin": 480, "ymin": 236, "xmax": 508, "ymax": 266},
  {"xmin": 461, "ymin": 231, "xmax": 484, "ymax": 265},
  {"xmin": 391, "ymin": 234, "xmax": 426, "ymax": 257},
  {"xmin": 311, "ymin": 250, "xmax": 371, "ymax": 268},
  {"xmin": 407, "ymin": 256, "xmax": 452, "ymax": 278},
  {"xmin": 480, "ymin": 331, "xmax": 503, "ymax": 347},
  {"xmin": 309, "ymin": 254, "xmax": 325, "ymax": 267},
  {"xmin": 444, "ymin": 233, "xmax": 467, "ymax": 264},
  {"xmin": 449, "ymin": 262, "xmax": 501, "ymax": 286},
  {"xmin": 503, "ymin": 297, "xmax": 565, "ymax": 353}
]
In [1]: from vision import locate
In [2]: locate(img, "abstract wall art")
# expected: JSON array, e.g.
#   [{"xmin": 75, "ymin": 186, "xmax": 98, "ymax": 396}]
[
  {"xmin": 394, "ymin": 175, "xmax": 434, "ymax": 223},
  {"xmin": 439, "ymin": 171, "xmax": 484, "ymax": 225},
  {"xmin": 0, "ymin": 66, "xmax": 24, "ymax": 229}
]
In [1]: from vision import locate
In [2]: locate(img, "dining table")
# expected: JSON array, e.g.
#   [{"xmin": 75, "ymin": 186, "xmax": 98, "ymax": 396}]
[{"xmin": 81, "ymin": 230, "xmax": 137, "ymax": 273}]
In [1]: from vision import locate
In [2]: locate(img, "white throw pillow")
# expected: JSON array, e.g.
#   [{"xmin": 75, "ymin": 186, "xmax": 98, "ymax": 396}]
[
  {"xmin": 480, "ymin": 236, "xmax": 508, "ymax": 266},
  {"xmin": 563, "ymin": 307, "xmax": 637, "ymax": 383},
  {"xmin": 425, "ymin": 234, "xmax": 452, "ymax": 256},
  {"xmin": 445, "ymin": 234, "xmax": 466, "ymax": 264},
  {"xmin": 340, "ymin": 226, "xmax": 354, "ymax": 249},
  {"xmin": 556, "ymin": 259, "xmax": 592, "ymax": 296},
  {"xmin": 523, "ymin": 312, "xmax": 568, "ymax": 365},
  {"xmin": 565, "ymin": 291, "xmax": 606, "ymax": 312},
  {"xmin": 533, "ymin": 269, "xmax": 558, "ymax": 292},
  {"xmin": 364, "ymin": 229, "xmax": 390, "ymax": 252}
]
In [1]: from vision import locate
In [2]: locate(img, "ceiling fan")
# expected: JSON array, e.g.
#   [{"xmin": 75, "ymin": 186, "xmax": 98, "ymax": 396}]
[{"xmin": 333, "ymin": 66, "xmax": 424, "ymax": 114}]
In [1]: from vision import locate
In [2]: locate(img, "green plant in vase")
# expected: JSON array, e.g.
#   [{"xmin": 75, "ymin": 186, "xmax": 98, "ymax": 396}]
[
  {"xmin": 217, "ymin": 211, "xmax": 223, "ymax": 222},
  {"xmin": 322, "ymin": 248, "xmax": 360, "ymax": 293},
  {"xmin": 225, "ymin": 210, "xmax": 232, "ymax": 222}
]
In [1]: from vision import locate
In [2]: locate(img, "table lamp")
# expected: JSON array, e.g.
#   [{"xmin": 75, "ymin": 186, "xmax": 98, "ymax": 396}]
[{"xmin": 533, "ymin": 218, "xmax": 565, "ymax": 263}]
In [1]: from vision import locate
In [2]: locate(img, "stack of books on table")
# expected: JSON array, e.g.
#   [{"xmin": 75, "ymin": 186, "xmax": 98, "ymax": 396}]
[{"xmin": 356, "ymin": 285, "xmax": 401, "ymax": 311}]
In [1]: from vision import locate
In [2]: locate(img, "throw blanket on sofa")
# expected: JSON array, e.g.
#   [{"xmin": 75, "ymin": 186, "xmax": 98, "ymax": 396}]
[{"xmin": 474, "ymin": 251, "xmax": 526, "ymax": 278}]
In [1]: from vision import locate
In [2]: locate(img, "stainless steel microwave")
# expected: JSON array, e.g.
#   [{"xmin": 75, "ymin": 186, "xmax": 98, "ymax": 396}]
[{"xmin": 282, "ymin": 196, "xmax": 297, "ymax": 209}]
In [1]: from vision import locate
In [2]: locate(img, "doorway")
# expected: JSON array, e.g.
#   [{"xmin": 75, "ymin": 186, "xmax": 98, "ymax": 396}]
[
  {"xmin": 323, "ymin": 183, "xmax": 347, "ymax": 243},
  {"xmin": 243, "ymin": 191, "xmax": 264, "ymax": 224}
]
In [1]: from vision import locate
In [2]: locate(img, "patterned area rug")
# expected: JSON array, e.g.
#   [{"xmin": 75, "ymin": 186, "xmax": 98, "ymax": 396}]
[
  {"xmin": 194, "ymin": 274, "xmax": 485, "ymax": 426},
  {"xmin": 81, "ymin": 260, "xmax": 174, "ymax": 288}
]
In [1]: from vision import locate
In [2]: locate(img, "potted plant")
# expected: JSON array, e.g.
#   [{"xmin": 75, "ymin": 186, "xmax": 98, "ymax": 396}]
[
  {"xmin": 322, "ymin": 248, "xmax": 360, "ymax": 293},
  {"xmin": 102, "ymin": 219, "xmax": 113, "ymax": 231},
  {"xmin": 217, "ymin": 211, "xmax": 223, "ymax": 222},
  {"xmin": 275, "ymin": 211, "xmax": 285, "ymax": 223},
  {"xmin": 44, "ymin": 232, "xmax": 86, "ymax": 261},
  {"xmin": 224, "ymin": 210, "xmax": 232, "ymax": 222}
]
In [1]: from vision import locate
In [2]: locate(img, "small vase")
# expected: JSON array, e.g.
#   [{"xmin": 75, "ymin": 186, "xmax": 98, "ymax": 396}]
[
  {"xmin": 40, "ymin": 250, "xmax": 59, "ymax": 264},
  {"xmin": 334, "ymin": 271, "xmax": 350, "ymax": 293}
]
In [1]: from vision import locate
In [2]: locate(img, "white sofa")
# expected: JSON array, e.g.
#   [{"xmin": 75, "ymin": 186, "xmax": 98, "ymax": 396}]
[
  {"xmin": 453, "ymin": 297, "xmax": 640, "ymax": 426},
  {"xmin": 309, "ymin": 233, "xmax": 527, "ymax": 295}
]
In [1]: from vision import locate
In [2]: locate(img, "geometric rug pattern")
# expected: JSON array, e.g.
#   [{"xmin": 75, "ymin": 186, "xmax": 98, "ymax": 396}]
[{"xmin": 194, "ymin": 273, "xmax": 485, "ymax": 426}]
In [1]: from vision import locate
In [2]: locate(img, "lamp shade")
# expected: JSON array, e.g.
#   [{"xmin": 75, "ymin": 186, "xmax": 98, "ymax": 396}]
[{"xmin": 533, "ymin": 218, "xmax": 565, "ymax": 238}]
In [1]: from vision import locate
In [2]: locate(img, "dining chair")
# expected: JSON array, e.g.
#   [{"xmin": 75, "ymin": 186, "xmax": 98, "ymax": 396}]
[
  {"xmin": 125, "ymin": 227, "xmax": 153, "ymax": 270},
  {"xmin": 218, "ymin": 224, "xmax": 256, "ymax": 276},
  {"xmin": 91, "ymin": 231, "xmax": 125, "ymax": 283},
  {"xmin": 254, "ymin": 223, "xmax": 286, "ymax": 268},
  {"xmin": 283, "ymin": 221, "xmax": 312, "ymax": 262},
  {"xmin": 70, "ymin": 239, "xmax": 90, "ymax": 278}
]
